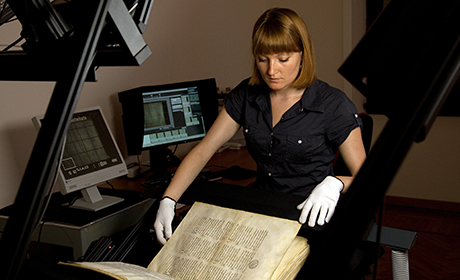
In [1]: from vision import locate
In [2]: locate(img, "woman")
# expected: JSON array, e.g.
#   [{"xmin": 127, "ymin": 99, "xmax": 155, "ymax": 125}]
[{"xmin": 154, "ymin": 7, "xmax": 366, "ymax": 245}]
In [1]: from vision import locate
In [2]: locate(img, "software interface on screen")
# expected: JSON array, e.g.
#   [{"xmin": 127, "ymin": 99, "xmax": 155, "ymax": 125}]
[
  {"xmin": 32, "ymin": 107, "xmax": 128, "ymax": 211},
  {"xmin": 142, "ymin": 86, "xmax": 206, "ymax": 149},
  {"xmin": 61, "ymin": 109, "xmax": 125, "ymax": 183}
]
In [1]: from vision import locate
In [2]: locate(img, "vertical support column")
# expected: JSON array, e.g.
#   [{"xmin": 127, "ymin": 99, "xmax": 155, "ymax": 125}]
[{"xmin": 0, "ymin": 1, "xmax": 112, "ymax": 279}]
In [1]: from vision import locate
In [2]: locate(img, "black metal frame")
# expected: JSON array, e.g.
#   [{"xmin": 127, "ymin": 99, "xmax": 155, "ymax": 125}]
[
  {"xmin": 1, "ymin": 0, "xmax": 459, "ymax": 279},
  {"xmin": 0, "ymin": 1, "xmax": 152, "ymax": 279},
  {"xmin": 302, "ymin": 0, "xmax": 460, "ymax": 278}
]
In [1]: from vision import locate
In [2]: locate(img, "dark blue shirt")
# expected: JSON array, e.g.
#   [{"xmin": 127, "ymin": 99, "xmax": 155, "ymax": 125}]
[{"xmin": 224, "ymin": 78, "xmax": 362, "ymax": 197}]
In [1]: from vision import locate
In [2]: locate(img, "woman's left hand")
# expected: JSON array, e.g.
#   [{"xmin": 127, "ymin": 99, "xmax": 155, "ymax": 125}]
[{"xmin": 297, "ymin": 176, "xmax": 343, "ymax": 227}]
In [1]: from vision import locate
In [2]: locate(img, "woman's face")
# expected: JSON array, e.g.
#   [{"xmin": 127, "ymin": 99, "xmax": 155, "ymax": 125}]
[{"xmin": 256, "ymin": 52, "xmax": 302, "ymax": 92}]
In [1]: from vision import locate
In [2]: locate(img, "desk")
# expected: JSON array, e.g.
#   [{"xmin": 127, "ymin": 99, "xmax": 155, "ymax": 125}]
[
  {"xmin": 109, "ymin": 148, "xmax": 257, "ymax": 191},
  {"xmin": 0, "ymin": 189, "xmax": 154, "ymax": 260},
  {"xmin": 0, "ymin": 148, "xmax": 255, "ymax": 261}
]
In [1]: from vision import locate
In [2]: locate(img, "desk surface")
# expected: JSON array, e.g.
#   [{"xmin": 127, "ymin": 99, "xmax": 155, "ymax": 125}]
[
  {"xmin": 0, "ymin": 148, "xmax": 257, "ymax": 261},
  {"xmin": 104, "ymin": 148, "xmax": 257, "ymax": 192},
  {"xmin": 107, "ymin": 148, "xmax": 307, "ymax": 224}
]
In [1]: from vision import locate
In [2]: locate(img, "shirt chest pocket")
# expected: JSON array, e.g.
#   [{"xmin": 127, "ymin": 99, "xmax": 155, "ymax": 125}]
[
  {"xmin": 244, "ymin": 126, "xmax": 270, "ymax": 157},
  {"xmin": 285, "ymin": 135, "xmax": 313, "ymax": 164},
  {"xmin": 287, "ymin": 132, "xmax": 328, "ymax": 164}
]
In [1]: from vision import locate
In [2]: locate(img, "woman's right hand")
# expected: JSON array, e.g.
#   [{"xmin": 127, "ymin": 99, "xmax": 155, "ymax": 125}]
[
  {"xmin": 153, "ymin": 107, "xmax": 240, "ymax": 244},
  {"xmin": 153, "ymin": 197, "xmax": 176, "ymax": 245}
]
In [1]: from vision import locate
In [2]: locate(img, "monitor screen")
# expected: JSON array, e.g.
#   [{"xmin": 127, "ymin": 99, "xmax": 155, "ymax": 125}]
[
  {"xmin": 141, "ymin": 85, "xmax": 207, "ymax": 149},
  {"xmin": 32, "ymin": 106, "xmax": 128, "ymax": 211},
  {"xmin": 118, "ymin": 78, "xmax": 218, "ymax": 179}
]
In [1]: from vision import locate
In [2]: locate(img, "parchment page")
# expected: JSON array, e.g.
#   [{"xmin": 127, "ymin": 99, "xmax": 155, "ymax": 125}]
[
  {"xmin": 148, "ymin": 202, "xmax": 301, "ymax": 280},
  {"xmin": 270, "ymin": 236, "xmax": 310, "ymax": 280},
  {"xmin": 60, "ymin": 262, "xmax": 175, "ymax": 280}
]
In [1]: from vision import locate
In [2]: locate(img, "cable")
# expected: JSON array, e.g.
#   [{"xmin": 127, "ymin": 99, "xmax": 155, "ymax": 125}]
[
  {"xmin": 0, "ymin": 15, "xmax": 18, "ymax": 26},
  {"xmin": 0, "ymin": 0, "xmax": 7, "ymax": 24},
  {"xmin": 31, "ymin": 136, "xmax": 67, "ymax": 257},
  {"xmin": 105, "ymin": 180, "xmax": 115, "ymax": 190},
  {"xmin": 135, "ymin": 154, "xmax": 150, "ymax": 168},
  {"xmin": 171, "ymin": 144, "xmax": 178, "ymax": 155},
  {"xmin": 33, "ymin": 221, "xmax": 46, "ymax": 259},
  {"xmin": 0, "ymin": 0, "xmax": 18, "ymax": 26},
  {"xmin": 0, "ymin": 2, "xmax": 20, "ymax": 47},
  {"xmin": 372, "ymin": 199, "xmax": 385, "ymax": 280}
]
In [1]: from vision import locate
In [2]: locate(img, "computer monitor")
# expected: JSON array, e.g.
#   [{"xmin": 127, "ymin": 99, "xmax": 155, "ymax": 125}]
[
  {"xmin": 32, "ymin": 106, "xmax": 128, "ymax": 211},
  {"xmin": 118, "ymin": 78, "xmax": 218, "ymax": 180}
]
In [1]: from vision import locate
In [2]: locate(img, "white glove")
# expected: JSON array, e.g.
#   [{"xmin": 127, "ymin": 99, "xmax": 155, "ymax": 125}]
[
  {"xmin": 153, "ymin": 197, "xmax": 176, "ymax": 245},
  {"xmin": 297, "ymin": 176, "xmax": 343, "ymax": 227}
]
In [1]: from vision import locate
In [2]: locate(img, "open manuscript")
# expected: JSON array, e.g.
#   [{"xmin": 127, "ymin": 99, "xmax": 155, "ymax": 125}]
[{"xmin": 61, "ymin": 202, "xmax": 310, "ymax": 280}]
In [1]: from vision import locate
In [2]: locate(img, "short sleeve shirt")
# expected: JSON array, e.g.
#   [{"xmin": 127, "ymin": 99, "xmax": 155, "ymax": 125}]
[{"xmin": 224, "ymin": 78, "xmax": 362, "ymax": 197}]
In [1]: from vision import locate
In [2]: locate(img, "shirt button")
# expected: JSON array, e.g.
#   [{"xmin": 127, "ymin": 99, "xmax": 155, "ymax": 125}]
[
  {"xmin": 298, "ymin": 139, "xmax": 302, "ymax": 144},
  {"xmin": 268, "ymin": 153, "xmax": 272, "ymax": 156},
  {"xmin": 268, "ymin": 172, "xmax": 272, "ymax": 176},
  {"xmin": 245, "ymin": 129, "xmax": 249, "ymax": 133}
]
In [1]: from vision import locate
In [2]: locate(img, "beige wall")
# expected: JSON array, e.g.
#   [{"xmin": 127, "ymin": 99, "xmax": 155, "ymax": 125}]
[
  {"xmin": 370, "ymin": 115, "xmax": 460, "ymax": 204},
  {"xmin": 7, "ymin": 1, "xmax": 459, "ymax": 210},
  {"xmin": 0, "ymin": 0, "xmax": 364, "ymax": 208}
]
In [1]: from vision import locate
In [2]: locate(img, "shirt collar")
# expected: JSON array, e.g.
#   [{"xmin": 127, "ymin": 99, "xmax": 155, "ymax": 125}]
[
  {"xmin": 247, "ymin": 78, "xmax": 325, "ymax": 113},
  {"xmin": 300, "ymin": 79, "xmax": 324, "ymax": 113}
]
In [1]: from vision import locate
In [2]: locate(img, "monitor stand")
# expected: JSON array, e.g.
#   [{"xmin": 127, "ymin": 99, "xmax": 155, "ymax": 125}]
[
  {"xmin": 147, "ymin": 146, "xmax": 181, "ymax": 181},
  {"xmin": 71, "ymin": 186, "xmax": 124, "ymax": 212}
]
